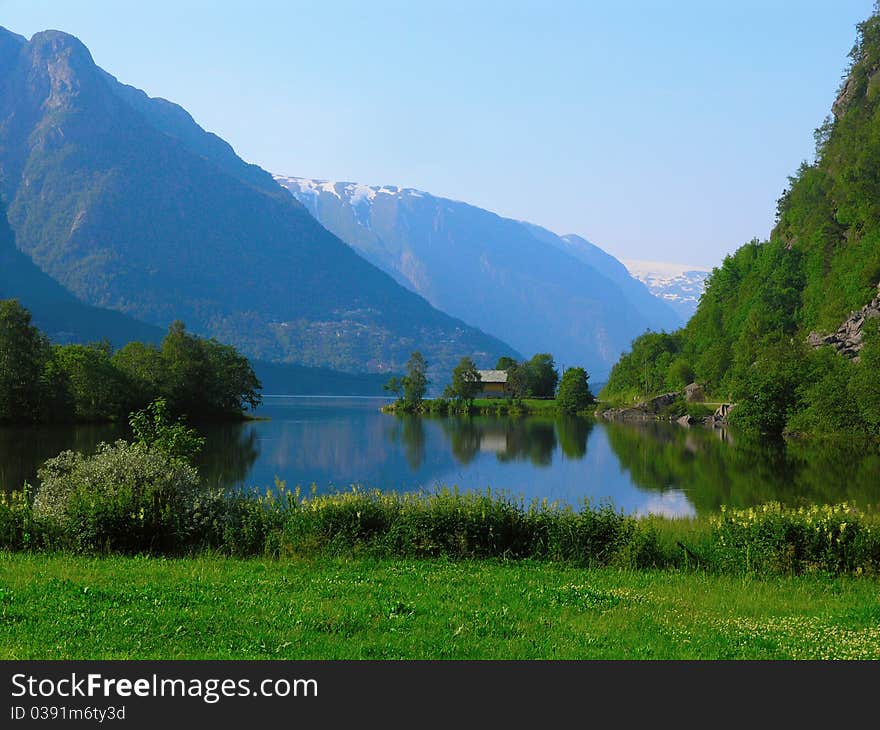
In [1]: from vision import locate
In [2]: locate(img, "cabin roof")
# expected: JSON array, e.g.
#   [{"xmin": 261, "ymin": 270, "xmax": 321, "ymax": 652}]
[{"xmin": 477, "ymin": 369, "xmax": 508, "ymax": 383}]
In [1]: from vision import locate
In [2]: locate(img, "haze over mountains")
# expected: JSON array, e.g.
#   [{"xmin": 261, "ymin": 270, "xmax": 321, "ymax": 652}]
[
  {"xmin": 0, "ymin": 24, "xmax": 689, "ymax": 384},
  {"xmin": 0, "ymin": 27, "xmax": 511, "ymax": 377},
  {"xmin": 276, "ymin": 177, "xmax": 682, "ymax": 378}
]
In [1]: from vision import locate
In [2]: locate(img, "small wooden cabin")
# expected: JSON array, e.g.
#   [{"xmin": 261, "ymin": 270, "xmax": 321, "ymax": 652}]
[{"xmin": 477, "ymin": 370, "xmax": 509, "ymax": 398}]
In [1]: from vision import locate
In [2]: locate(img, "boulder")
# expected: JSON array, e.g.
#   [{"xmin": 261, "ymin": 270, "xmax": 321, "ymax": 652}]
[
  {"xmin": 601, "ymin": 407, "xmax": 652, "ymax": 421},
  {"xmin": 635, "ymin": 392, "xmax": 680, "ymax": 413},
  {"xmin": 684, "ymin": 382, "xmax": 705, "ymax": 403}
]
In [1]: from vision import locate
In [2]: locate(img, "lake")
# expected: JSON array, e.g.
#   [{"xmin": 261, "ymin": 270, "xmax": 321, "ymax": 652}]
[{"xmin": 3, "ymin": 395, "xmax": 879, "ymax": 517}]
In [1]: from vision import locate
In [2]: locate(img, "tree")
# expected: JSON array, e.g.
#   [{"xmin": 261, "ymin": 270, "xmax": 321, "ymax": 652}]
[
  {"xmin": 129, "ymin": 398, "xmax": 205, "ymax": 463},
  {"xmin": 0, "ymin": 299, "xmax": 50, "ymax": 422},
  {"xmin": 449, "ymin": 356, "xmax": 482, "ymax": 406},
  {"xmin": 401, "ymin": 351, "xmax": 428, "ymax": 408},
  {"xmin": 383, "ymin": 375, "xmax": 403, "ymax": 399},
  {"xmin": 159, "ymin": 321, "xmax": 261, "ymax": 418},
  {"xmin": 506, "ymin": 362, "xmax": 531, "ymax": 399},
  {"xmin": 556, "ymin": 367, "xmax": 594, "ymax": 414},
  {"xmin": 527, "ymin": 353, "xmax": 559, "ymax": 398},
  {"xmin": 495, "ymin": 356, "xmax": 517, "ymax": 370},
  {"xmin": 52, "ymin": 342, "xmax": 133, "ymax": 421}
]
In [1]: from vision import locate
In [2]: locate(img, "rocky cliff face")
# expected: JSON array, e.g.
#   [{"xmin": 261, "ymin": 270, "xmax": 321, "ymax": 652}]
[{"xmin": 807, "ymin": 284, "xmax": 880, "ymax": 361}]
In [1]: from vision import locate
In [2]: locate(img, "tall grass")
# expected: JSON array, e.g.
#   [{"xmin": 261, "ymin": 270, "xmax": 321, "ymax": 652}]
[{"xmin": 3, "ymin": 477, "xmax": 880, "ymax": 575}]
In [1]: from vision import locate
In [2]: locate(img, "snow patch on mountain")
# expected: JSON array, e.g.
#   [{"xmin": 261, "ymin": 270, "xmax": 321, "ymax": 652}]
[{"xmin": 622, "ymin": 259, "xmax": 712, "ymax": 321}]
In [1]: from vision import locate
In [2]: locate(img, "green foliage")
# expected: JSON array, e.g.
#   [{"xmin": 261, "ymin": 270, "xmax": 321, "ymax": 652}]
[
  {"xmin": 0, "ymin": 302, "xmax": 262, "ymax": 424},
  {"xmin": 708, "ymin": 503, "xmax": 876, "ymax": 575},
  {"xmin": 506, "ymin": 362, "xmax": 531, "ymax": 398},
  {"xmin": 602, "ymin": 332, "xmax": 684, "ymax": 403},
  {"xmin": 383, "ymin": 375, "xmax": 403, "ymax": 400},
  {"xmin": 602, "ymin": 9, "xmax": 880, "ymax": 435},
  {"xmin": 11, "ymin": 469, "xmax": 880, "ymax": 575},
  {"xmin": 401, "ymin": 351, "xmax": 428, "ymax": 409},
  {"xmin": 447, "ymin": 356, "xmax": 482, "ymax": 405},
  {"xmin": 727, "ymin": 337, "xmax": 805, "ymax": 434},
  {"xmin": 51, "ymin": 341, "xmax": 133, "ymax": 421},
  {"xmin": 849, "ymin": 320, "xmax": 880, "ymax": 434},
  {"xmin": 154, "ymin": 321, "xmax": 262, "ymax": 419},
  {"xmin": 129, "ymin": 398, "xmax": 205, "ymax": 462},
  {"xmin": 0, "ymin": 299, "xmax": 50, "ymax": 422},
  {"xmin": 526, "ymin": 353, "xmax": 559, "ymax": 398},
  {"xmin": 31, "ymin": 440, "xmax": 204, "ymax": 554},
  {"xmin": 556, "ymin": 367, "xmax": 594, "ymax": 414}
]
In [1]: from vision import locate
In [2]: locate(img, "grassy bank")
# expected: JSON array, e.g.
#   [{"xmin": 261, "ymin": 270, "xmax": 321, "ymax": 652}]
[
  {"xmin": 5, "ymin": 477, "xmax": 880, "ymax": 576},
  {"xmin": 2, "ymin": 553, "xmax": 878, "ymax": 659}
]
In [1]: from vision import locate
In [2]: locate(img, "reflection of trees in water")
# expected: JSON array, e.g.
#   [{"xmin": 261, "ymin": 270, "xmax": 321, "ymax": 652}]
[
  {"xmin": 604, "ymin": 421, "xmax": 880, "ymax": 514},
  {"xmin": 439, "ymin": 417, "xmax": 483, "ymax": 465},
  {"xmin": 496, "ymin": 419, "xmax": 556, "ymax": 466},
  {"xmin": 0, "ymin": 420, "xmax": 263, "ymax": 495},
  {"xmin": 196, "ymin": 422, "xmax": 260, "ymax": 489},
  {"xmin": 0, "ymin": 421, "xmax": 124, "ymax": 493},
  {"xmin": 556, "ymin": 416, "xmax": 593, "ymax": 459},
  {"xmin": 436, "ymin": 416, "xmax": 593, "ymax": 467},
  {"xmin": 389, "ymin": 415, "xmax": 426, "ymax": 470}
]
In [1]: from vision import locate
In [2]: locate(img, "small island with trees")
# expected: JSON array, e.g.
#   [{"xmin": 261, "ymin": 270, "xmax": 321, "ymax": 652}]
[{"xmin": 380, "ymin": 351, "xmax": 595, "ymax": 416}]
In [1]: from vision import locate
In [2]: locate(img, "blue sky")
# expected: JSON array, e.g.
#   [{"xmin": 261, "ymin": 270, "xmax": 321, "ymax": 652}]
[{"xmin": 1, "ymin": 0, "xmax": 873, "ymax": 267}]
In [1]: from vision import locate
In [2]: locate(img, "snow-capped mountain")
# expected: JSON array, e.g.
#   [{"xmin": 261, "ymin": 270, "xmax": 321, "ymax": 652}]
[
  {"xmin": 621, "ymin": 260, "xmax": 711, "ymax": 321},
  {"xmin": 274, "ymin": 175, "xmax": 683, "ymax": 379}
]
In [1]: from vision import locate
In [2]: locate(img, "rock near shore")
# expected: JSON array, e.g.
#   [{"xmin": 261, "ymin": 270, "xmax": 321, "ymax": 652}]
[{"xmin": 807, "ymin": 284, "xmax": 880, "ymax": 361}]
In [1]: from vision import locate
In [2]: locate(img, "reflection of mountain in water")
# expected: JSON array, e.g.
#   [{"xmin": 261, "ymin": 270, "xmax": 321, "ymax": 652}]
[{"xmin": 604, "ymin": 421, "xmax": 880, "ymax": 514}]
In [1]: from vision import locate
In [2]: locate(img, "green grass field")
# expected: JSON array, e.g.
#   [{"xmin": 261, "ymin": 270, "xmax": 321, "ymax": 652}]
[{"xmin": 2, "ymin": 553, "xmax": 879, "ymax": 660}]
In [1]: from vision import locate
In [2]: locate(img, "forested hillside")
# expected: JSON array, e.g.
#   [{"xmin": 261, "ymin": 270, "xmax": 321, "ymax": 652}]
[
  {"xmin": 0, "ymin": 27, "xmax": 512, "ymax": 376},
  {"xmin": 602, "ymin": 10, "xmax": 880, "ymax": 435}
]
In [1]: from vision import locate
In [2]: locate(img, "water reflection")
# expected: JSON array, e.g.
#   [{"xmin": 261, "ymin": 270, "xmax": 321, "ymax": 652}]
[
  {"xmin": 604, "ymin": 422, "xmax": 880, "ymax": 513},
  {"xmin": 2, "ymin": 396, "xmax": 879, "ymax": 517}
]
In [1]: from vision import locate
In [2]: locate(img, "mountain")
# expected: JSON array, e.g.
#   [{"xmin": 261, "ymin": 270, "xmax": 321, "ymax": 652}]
[
  {"xmin": 0, "ymin": 27, "xmax": 513, "ymax": 376},
  {"xmin": 602, "ymin": 9, "xmax": 880, "ymax": 435},
  {"xmin": 276, "ymin": 177, "xmax": 682, "ymax": 379},
  {"xmin": 621, "ymin": 260, "xmax": 710, "ymax": 320},
  {"xmin": 0, "ymin": 197, "xmax": 163, "ymax": 346}
]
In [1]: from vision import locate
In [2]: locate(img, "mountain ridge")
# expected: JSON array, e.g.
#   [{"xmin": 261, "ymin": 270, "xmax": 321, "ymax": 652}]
[
  {"xmin": 276, "ymin": 175, "xmax": 682, "ymax": 378},
  {"xmin": 0, "ymin": 26, "xmax": 514, "ymax": 376}
]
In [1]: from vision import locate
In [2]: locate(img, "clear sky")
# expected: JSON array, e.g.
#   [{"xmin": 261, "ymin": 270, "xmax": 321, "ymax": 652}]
[{"xmin": 1, "ymin": 0, "xmax": 874, "ymax": 267}]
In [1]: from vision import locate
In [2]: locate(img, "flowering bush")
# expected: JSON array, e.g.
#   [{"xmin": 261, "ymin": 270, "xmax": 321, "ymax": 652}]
[
  {"xmin": 709, "ymin": 502, "xmax": 878, "ymax": 574},
  {"xmin": 32, "ymin": 440, "xmax": 203, "ymax": 553}
]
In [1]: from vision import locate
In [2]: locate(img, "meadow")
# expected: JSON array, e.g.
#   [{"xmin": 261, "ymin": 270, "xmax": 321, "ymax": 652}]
[{"xmin": 2, "ymin": 553, "xmax": 879, "ymax": 660}]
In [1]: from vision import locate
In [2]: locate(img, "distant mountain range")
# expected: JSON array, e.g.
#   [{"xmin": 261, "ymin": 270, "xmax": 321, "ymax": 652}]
[
  {"xmin": 621, "ymin": 260, "xmax": 711, "ymax": 320},
  {"xmin": 0, "ymin": 27, "xmax": 512, "ymax": 377},
  {"xmin": 275, "ymin": 177, "xmax": 682, "ymax": 378}
]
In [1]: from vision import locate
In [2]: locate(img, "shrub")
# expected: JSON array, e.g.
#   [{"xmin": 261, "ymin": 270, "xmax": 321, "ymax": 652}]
[
  {"xmin": 32, "ymin": 440, "xmax": 202, "ymax": 553},
  {"xmin": 707, "ymin": 502, "xmax": 878, "ymax": 575},
  {"xmin": 0, "ymin": 487, "xmax": 37, "ymax": 550}
]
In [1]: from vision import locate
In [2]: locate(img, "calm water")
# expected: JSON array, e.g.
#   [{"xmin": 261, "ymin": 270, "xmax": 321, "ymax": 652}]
[{"xmin": 3, "ymin": 395, "xmax": 880, "ymax": 517}]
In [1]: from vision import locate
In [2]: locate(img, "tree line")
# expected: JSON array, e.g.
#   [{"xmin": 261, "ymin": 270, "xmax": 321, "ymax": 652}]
[
  {"xmin": 0, "ymin": 299, "xmax": 261, "ymax": 423},
  {"xmin": 385, "ymin": 351, "xmax": 594, "ymax": 414}
]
